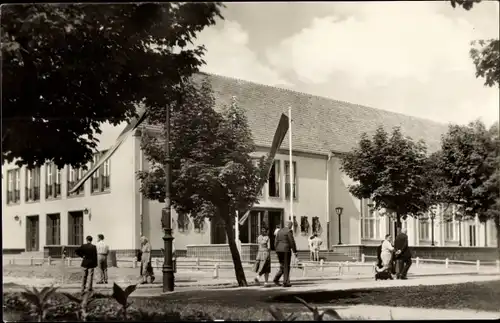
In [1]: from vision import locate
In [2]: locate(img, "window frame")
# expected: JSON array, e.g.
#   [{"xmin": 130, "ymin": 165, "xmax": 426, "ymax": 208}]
[
  {"xmin": 6, "ymin": 169, "xmax": 21, "ymax": 204},
  {"xmin": 268, "ymin": 160, "xmax": 280, "ymax": 198},
  {"xmin": 25, "ymin": 167, "xmax": 41, "ymax": 202},
  {"xmin": 284, "ymin": 160, "xmax": 297, "ymax": 200},
  {"xmin": 90, "ymin": 150, "xmax": 111, "ymax": 194},
  {"xmin": 45, "ymin": 163, "xmax": 62, "ymax": 199},
  {"xmin": 46, "ymin": 213, "xmax": 61, "ymax": 245},
  {"xmin": 68, "ymin": 212, "xmax": 84, "ymax": 245},
  {"xmin": 361, "ymin": 199, "xmax": 381, "ymax": 240},
  {"xmin": 67, "ymin": 166, "xmax": 85, "ymax": 196}
]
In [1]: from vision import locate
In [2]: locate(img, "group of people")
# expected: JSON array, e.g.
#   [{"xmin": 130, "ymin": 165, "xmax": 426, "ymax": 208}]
[
  {"xmin": 376, "ymin": 228, "xmax": 412, "ymax": 280},
  {"xmin": 75, "ymin": 234, "xmax": 155, "ymax": 293},
  {"xmin": 74, "ymin": 234, "xmax": 110, "ymax": 293},
  {"xmin": 253, "ymin": 220, "xmax": 299, "ymax": 287}
]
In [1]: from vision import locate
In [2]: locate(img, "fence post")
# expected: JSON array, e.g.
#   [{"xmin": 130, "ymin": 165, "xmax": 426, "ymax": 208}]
[
  {"xmin": 476, "ymin": 260, "xmax": 480, "ymax": 272},
  {"xmin": 302, "ymin": 263, "xmax": 307, "ymax": 277},
  {"xmin": 213, "ymin": 263, "xmax": 219, "ymax": 279},
  {"xmin": 496, "ymin": 260, "xmax": 500, "ymax": 273},
  {"xmin": 338, "ymin": 263, "xmax": 343, "ymax": 275},
  {"xmin": 345, "ymin": 261, "xmax": 350, "ymax": 272},
  {"xmin": 320, "ymin": 259, "xmax": 324, "ymax": 272},
  {"xmin": 155, "ymin": 258, "xmax": 160, "ymax": 269},
  {"xmin": 445, "ymin": 258, "xmax": 449, "ymax": 269},
  {"xmin": 30, "ymin": 257, "xmax": 34, "ymax": 266},
  {"xmin": 196, "ymin": 257, "xmax": 200, "ymax": 270},
  {"xmin": 132, "ymin": 257, "xmax": 137, "ymax": 269},
  {"xmin": 48, "ymin": 256, "xmax": 52, "ymax": 266},
  {"xmin": 416, "ymin": 257, "xmax": 420, "ymax": 268},
  {"xmin": 67, "ymin": 257, "xmax": 71, "ymax": 266},
  {"xmin": 361, "ymin": 254, "xmax": 365, "ymax": 263}
]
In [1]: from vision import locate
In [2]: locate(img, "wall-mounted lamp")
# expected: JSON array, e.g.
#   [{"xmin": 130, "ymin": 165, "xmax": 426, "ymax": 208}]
[
  {"xmin": 83, "ymin": 208, "xmax": 91, "ymax": 220},
  {"xmin": 335, "ymin": 207, "xmax": 343, "ymax": 245},
  {"xmin": 14, "ymin": 215, "xmax": 20, "ymax": 222}
]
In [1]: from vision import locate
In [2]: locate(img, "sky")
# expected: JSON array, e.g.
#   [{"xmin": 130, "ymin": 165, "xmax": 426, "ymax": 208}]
[{"xmin": 193, "ymin": 1, "xmax": 499, "ymax": 126}]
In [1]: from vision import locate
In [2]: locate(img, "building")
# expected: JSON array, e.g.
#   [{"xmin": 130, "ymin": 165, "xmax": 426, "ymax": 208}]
[{"xmin": 2, "ymin": 73, "xmax": 497, "ymax": 260}]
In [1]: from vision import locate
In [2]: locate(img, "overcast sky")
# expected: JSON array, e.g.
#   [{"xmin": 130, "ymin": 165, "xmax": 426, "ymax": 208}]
[{"xmin": 193, "ymin": 1, "xmax": 499, "ymax": 126}]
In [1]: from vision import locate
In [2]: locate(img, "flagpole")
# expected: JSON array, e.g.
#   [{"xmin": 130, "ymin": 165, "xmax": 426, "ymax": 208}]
[{"xmin": 288, "ymin": 106, "xmax": 294, "ymax": 233}]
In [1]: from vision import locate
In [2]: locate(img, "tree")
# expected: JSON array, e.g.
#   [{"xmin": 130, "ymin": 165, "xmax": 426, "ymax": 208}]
[
  {"xmin": 340, "ymin": 126, "xmax": 437, "ymax": 236},
  {"xmin": 449, "ymin": 0, "xmax": 500, "ymax": 88},
  {"xmin": 137, "ymin": 79, "xmax": 264, "ymax": 286},
  {"xmin": 1, "ymin": 3, "xmax": 223, "ymax": 169},
  {"xmin": 435, "ymin": 121, "xmax": 499, "ymax": 256}
]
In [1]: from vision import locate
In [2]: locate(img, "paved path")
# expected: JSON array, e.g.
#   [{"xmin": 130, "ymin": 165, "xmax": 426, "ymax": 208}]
[{"xmin": 334, "ymin": 305, "xmax": 500, "ymax": 320}]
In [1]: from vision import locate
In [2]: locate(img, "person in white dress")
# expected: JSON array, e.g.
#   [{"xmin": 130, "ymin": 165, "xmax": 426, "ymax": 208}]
[{"xmin": 380, "ymin": 234, "xmax": 394, "ymax": 270}]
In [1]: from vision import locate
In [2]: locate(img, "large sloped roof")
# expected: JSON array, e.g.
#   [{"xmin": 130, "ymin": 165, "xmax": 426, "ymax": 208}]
[
  {"xmin": 144, "ymin": 73, "xmax": 449, "ymax": 155},
  {"xmin": 192, "ymin": 72, "xmax": 448, "ymax": 155}
]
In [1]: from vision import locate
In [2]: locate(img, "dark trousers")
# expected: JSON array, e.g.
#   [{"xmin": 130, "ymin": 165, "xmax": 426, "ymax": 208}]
[
  {"xmin": 98, "ymin": 255, "xmax": 108, "ymax": 283},
  {"xmin": 396, "ymin": 258, "xmax": 412, "ymax": 278},
  {"xmin": 81, "ymin": 268, "xmax": 94, "ymax": 292},
  {"xmin": 274, "ymin": 251, "xmax": 291, "ymax": 285}
]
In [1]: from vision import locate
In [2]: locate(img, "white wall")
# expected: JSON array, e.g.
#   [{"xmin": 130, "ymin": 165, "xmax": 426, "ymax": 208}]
[{"xmin": 2, "ymin": 122, "xmax": 138, "ymax": 251}]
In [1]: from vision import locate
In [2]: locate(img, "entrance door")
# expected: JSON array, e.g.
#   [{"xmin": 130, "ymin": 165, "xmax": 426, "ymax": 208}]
[
  {"xmin": 26, "ymin": 215, "xmax": 39, "ymax": 251},
  {"xmin": 268, "ymin": 210, "xmax": 283, "ymax": 251}
]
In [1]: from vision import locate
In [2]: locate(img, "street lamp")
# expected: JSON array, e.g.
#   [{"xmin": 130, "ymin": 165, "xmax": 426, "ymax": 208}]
[
  {"xmin": 431, "ymin": 215, "xmax": 435, "ymax": 246},
  {"xmin": 161, "ymin": 104, "xmax": 175, "ymax": 292},
  {"xmin": 335, "ymin": 207, "xmax": 343, "ymax": 245}
]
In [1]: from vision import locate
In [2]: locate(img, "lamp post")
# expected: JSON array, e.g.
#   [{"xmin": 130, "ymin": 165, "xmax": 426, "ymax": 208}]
[
  {"xmin": 161, "ymin": 104, "xmax": 175, "ymax": 292},
  {"xmin": 335, "ymin": 207, "xmax": 343, "ymax": 245}
]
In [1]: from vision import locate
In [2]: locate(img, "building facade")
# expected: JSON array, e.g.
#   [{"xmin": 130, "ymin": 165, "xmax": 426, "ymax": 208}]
[{"xmin": 2, "ymin": 73, "xmax": 497, "ymax": 255}]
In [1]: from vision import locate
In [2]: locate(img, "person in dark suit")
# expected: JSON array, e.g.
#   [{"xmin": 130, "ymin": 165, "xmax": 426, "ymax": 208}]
[
  {"xmin": 75, "ymin": 235, "xmax": 98, "ymax": 293},
  {"xmin": 273, "ymin": 220, "xmax": 297, "ymax": 287},
  {"xmin": 394, "ymin": 228, "xmax": 412, "ymax": 279}
]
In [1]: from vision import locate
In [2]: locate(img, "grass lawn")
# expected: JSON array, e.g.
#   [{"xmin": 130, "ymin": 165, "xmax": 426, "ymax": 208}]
[
  {"xmin": 4, "ymin": 280, "xmax": 500, "ymax": 321},
  {"xmin": 272, "ymin": 280, "xmax": 500, "ymax": 312}
]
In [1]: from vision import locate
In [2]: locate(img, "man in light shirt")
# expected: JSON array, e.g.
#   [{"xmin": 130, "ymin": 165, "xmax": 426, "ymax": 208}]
[{"xmin": 96, "ymin": 234, "xmax": 109, "ymax": 284}]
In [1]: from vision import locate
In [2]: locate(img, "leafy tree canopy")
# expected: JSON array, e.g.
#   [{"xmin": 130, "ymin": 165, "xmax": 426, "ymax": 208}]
[
  {"xmin": 340, "ymin": 126, "xmax": 437, "ymax": 225},
  {"xmin": 137, "ymin": 78, "xmax": 264, "ymax": 286},
  {"xmin": 449, "ymin": 0, "xmax": 499, "ymax": 88},
  {"xmin": 435, "ymin": 120, "xmax": 498, "ymax": 222},
  {"xmin": 1, "ymin": 3, "xmax": 223, "ymax": 169}
]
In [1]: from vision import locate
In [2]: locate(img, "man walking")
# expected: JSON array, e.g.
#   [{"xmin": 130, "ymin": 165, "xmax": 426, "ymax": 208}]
[
  {"xmin": 273, "ymin": 220, "xmax": 297, "ymax": 287},
  {"xmin": 75, "ymin": 235, "xmax": 98, "ymax": 293},
  {"xmin": 96, "ymin": 234, "xmax": 109, "ymax": 284},
  {"xmin": 394, "ymin": 227, "xmax": 412, "ymax": 279}
]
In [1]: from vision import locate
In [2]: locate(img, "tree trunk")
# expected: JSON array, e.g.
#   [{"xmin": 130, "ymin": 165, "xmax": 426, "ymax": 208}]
[
  {"xmin": 395, "ymin": 214, "xmax": 402, "ymax": 237},
  {"xmin": 496, "ymin": 218, "xmax": 500, "ymax": 260},
  {"xmin": 222, "ymin": 215, "xmax": 248, "ymax": 287}
]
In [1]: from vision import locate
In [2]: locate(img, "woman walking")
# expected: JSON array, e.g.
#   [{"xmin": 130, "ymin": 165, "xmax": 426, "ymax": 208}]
[
  {"xmin": 140, "ymin": 236, "xmax": 155, "ymax": 284},
  {"xmin": 380, "ymin": 234, "xmax": 395, "ymax": 272},
  {"xmin": 253, "ymin": 227, "xmax": 271, "ymax": 286}
]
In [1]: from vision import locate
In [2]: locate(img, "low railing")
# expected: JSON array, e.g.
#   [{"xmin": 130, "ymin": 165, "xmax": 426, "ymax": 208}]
[
  {"xmin": 362, "ymin": 254, "xmax": 500, "ymax": 272},
  {"xmin": 6, "ymin": 253, "xmax": 500, "ymax": 281}
]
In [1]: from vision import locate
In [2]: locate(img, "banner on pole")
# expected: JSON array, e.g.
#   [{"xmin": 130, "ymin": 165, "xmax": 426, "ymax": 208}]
[
  {"xmin": 69, "ymin": 109, "xmax": 147, "ymax": 194},
  {"xmin": 239, "ymin": 113, "xmax": 289, "ymax": 225}
]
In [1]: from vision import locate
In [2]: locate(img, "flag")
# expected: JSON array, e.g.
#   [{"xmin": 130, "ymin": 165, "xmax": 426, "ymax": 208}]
[
  {"xmin": 68, "ymin": 109, "xmax": 147, "ymax": 194},
  {"xmin": 239, "ymin": 113, "xmax": 289, "ymax": 225}
]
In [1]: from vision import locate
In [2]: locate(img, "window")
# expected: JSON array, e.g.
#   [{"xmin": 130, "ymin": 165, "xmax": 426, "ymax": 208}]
[
  {"xmin": 284, "ymin": 161, "xmax": 297, "ymax": 199},
  {"xmin": 45, "ymin": 163, "xmax": 62, "ymax": 199},
  {"xmin": 419, "ymin": 218, "xmax": 430, "ymax": 240},
  {"xmin": 25, "ymin": 167, "xmax": 41, "ymax": 202},
  {"xmin": 46, "ymin": 213, "xmax": 61, "ymax": 245},
  {"xmin": 6, "ymin": 169, "xmax": 21, "ymax": 204},
  {"xmin": 252, "ymin": 158, "xmax": 264, "ymax": 196},
  {"xmin": 90, "ymin": 151, "xmax": 111, "ymax": 193},
  {"xmin": 177, "ymin": 213, "xmax": 190, "ymax": 231},
  {"xmin": 268, "ymin": 160, "xmax": 280, "ymax": 197},
  {"xmin": 68, "ymin": 212, "xmax": 84, "ymax": 245},
  {"xmin": 361, "ymin": 199, "xmax": 380, "ymax": 240},
  {"xmin": 68, "ymin": 166, "xmax": 85, "ymax": 196},
  {"xmin": 444, "ymin": 221, "xmax": 455, "ymax": 241}
]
